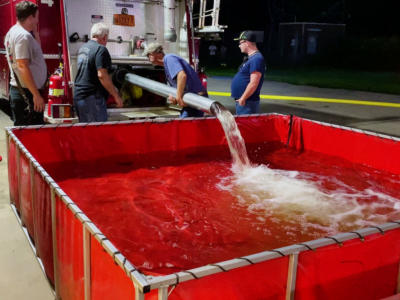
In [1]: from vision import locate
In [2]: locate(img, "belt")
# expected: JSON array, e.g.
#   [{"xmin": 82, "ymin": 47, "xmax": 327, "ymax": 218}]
[
  {"xmin": 10, "ymin": 85, "xmax": 47, "ymax": 93},
  {"xmin": 11, "ymin": 85, "xmax": 46, "ymax": 92}
]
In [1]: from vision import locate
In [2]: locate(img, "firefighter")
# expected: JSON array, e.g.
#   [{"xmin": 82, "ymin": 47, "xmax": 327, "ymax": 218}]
[
  {"xmin": 4, "ymin": 1, "xmax": 46, "ymax": 125},
  {"xmin": 73, "ymin": 22, "xmax": 123, "ymax": 122},
  {"xmin": 143, "ymin": 42, "xmax": 207, "ymax": 118},
  {"xmin": 231, "ymin": 31, "xmax": 265, "ymax": 115}
]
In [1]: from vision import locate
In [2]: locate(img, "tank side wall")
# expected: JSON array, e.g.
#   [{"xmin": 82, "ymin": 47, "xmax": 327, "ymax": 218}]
[{"xmin": 289, "ymin": 117, "xmax": 400, "ymax": 173}]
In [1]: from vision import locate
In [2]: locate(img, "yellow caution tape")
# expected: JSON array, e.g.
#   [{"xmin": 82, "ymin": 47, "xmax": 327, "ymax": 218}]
[{"xmin": 208, "ymin": 91, "xmax": 400, "ymax": 108}]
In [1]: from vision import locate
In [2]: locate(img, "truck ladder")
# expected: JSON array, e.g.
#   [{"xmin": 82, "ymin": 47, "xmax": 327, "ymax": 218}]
[{"xmin": 192, "ymin": 0, "xmax": 225, "ymax": 33}]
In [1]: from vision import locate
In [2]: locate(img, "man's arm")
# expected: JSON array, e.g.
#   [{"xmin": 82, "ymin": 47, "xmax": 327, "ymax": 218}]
[
  {"xmin": 16, "ymin": 59, "xmax": 45, "ymax": 112},
  {"xmin": 176, "ymin": 70, "xmax": 187, "ymax": 106},
  {"xmin": 236, "ymin": 71, "xmax": 262, "ymax": 106},
  {"xmin": 97, "ymin": 68, "xmax": 123, "ymax": 108},
  {"xmin": 169, "ymin": 70, "xmax": 187, "ymax": 107}
]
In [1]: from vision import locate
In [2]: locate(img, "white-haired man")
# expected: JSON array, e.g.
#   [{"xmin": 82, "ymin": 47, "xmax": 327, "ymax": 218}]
[{"xmin": 74, "ymin": 22, "xmax": 122, "ymax": 122}]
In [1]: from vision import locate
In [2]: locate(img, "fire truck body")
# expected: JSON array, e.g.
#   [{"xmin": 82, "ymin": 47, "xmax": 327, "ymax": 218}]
[
  {"xmin": 0, "ymin": 0, "xmax": 63, "ymax": 102},
  {"xmin": 0, "ymin": 0, "xmax": 222, "ymax": 121}
]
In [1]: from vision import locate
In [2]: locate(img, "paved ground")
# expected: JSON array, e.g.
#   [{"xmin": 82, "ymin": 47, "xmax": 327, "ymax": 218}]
[
  {"xmin": 0, "ymin": 78, "xmax": 399, "ymax": 298},
  {"xmin": 208, "ymin": 77, "xmax": 400, "ymax": 137},
  {"xmin": 0, "ymin": 109, "xmax": 54, "ymax": 299}
]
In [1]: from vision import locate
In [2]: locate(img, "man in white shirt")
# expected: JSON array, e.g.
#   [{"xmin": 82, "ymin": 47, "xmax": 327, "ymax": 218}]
[{"xmin": 4, "ymin": 1, "xmax": 47, "ymax": 125}]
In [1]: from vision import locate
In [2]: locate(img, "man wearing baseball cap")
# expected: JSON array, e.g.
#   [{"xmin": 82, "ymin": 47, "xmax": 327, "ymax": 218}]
[
  {"xmin": 231, "ymin": 30, "xmax": 265, "ymax": 114},
  {"xmin": 143, "ymin": 43, "xmax": 207, "ymax": 118}
]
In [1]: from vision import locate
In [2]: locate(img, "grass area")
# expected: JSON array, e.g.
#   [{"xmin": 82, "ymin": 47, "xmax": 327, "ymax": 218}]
[{"xmin": 206, "ymin": 67, "xmax": 400, "ymax": 95}]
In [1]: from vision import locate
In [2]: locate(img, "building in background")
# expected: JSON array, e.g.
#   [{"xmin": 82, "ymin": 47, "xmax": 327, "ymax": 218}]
[{"xmin": 278, "ymin": 22, "xmax": 345, "ymax": 64}]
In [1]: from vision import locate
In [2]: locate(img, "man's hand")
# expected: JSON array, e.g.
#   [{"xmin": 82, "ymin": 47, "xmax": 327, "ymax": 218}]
[
  {"xmin": 168, "ymin": 95, "xmax": 185, "ymax": 107},
  {"xmin": 168, "ymin": 95, "xmax": 177, "ymax": 105},
  {"xmin": 236, "ymin": 97, "xmax": 246, "ymax": 106},
  {"xmin": 17, "ymin": 59, "xmax": 44, "ymax": 111},
  {"xmin": 98, "ymin": 68, "xmax": 124, "ymax": 107},
  {"xmin": 114, "ymin": 94, "xmax": 123, "ymax": 108},
  {"xmin": 175, "ymin": 96, "xmax": 185, "ymax": 107},
  {"xmin": 33, "ymin": 93, "xmax": 45, "ymax": 112}
]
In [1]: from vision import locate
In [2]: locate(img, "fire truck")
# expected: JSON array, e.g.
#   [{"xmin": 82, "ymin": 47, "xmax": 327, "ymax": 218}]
[{"xmin": 0, "ymin": 0, "xmax": 225, "ymax": 122}]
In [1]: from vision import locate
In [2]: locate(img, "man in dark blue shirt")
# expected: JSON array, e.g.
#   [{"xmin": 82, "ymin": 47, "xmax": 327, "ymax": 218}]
[
  {"xmin": 231, "ymin": 31, "xmax": 265, "ymax": 115},
  {"xmin": 74, "ymin": 23, "xmax": 123, "ymax": 122},
  {"xmin": 144, "ymin": 42, "xmax": 207, "ymax": 118}
]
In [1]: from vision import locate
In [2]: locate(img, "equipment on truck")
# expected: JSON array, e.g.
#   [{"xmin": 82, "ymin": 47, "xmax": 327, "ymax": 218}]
[
  {"xmin": 47, "ymin": 64, "xmax": 64, "ymax": 114},
  {"xmin": 198, "ymin": 67, "xmax": 208, "ymax": 90},
  {"xmin": 46, "ymin": 43, "xmax": 74, "ymax": 121}
]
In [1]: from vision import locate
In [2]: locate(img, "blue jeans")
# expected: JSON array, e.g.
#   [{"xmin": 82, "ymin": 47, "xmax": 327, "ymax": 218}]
[
  {"xmin": 74, "ymin": 94, "xmax": 107, "ymax": 122},
  {"xmin": 180, "ymin": 107, "xmax": 204, "ymax": 118},
  {"xmin": 235, "ymin": 100, "xmax": 260, "ymax": 115}
]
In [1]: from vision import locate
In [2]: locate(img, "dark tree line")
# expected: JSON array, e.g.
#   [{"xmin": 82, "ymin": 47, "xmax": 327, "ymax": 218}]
[
  {"xmin": 199, "ymin": 0, "xmax": 399, "ymax": 70},
  {"xmin": 220, "ymin": 0, "xmax": 398, "ymax": 37}
]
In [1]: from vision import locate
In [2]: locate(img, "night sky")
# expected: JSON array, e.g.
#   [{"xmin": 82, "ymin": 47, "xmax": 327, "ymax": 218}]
[
  {"xmin": 197, "ymin": 0, "xmax": 399, "ymax": 69},
  {"xmin": 219, "ymin": 0, "xmax": 399, "ymax": 37}
]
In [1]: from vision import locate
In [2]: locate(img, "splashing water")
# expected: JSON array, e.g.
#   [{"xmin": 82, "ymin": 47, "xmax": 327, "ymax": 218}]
[
  {"xmin": 213, "ymin": 106, "xmax": 400, "ymax": 233},
  {"xmin": 217, "ymin": 164, "xmax": 400, "ymax": 233},
  {"xmin": 213, "ymin": 104, "xmax": 250, "ymax": 168}
]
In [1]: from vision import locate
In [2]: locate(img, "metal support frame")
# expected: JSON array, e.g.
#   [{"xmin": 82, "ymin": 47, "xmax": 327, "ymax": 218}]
[
  {"xmin": 51, "ymin": 188, "xmax": 60, "ymax": 299},
  {"xmin": 6, "ymin": 133, "xmax": 10, "ymax": 204},
  {"xmin": 135, "ymin": 285, "xmax": 145, "ymax": 300},
  {"xmin": 158, "ymin": 286, "xmax": 169, "ymax": 300},
  {"xmin": 286, "ymin": 253, "xmax": 299, "ymax": 300},
  {"xmin": 397, "ymin": 259, "xmax": 400, "ymax": 294},
  {"xmin": 83, "ymin": 227, "xmax": 92, "ymax": 300},
  {"xmin": 16, "ymin": 145, "xmax": 21, "ymax": 215},
  {"xmin": 29, "ymin": 160, "xmax": 38, "ymax": 253}
]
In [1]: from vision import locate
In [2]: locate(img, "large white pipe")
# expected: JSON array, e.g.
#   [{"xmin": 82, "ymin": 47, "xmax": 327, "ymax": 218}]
[
  {"xmin": 164, "ymin": 0, "xmax": 177, "ymax": 42},
  {"xmin": 125, "ymin": 73, "xmax": 223, "ymax": 115}
]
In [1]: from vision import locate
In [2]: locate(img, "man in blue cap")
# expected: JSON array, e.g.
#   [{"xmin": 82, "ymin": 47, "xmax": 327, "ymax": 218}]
[{"xmin": 231, "ymin": 31, "xmax": 265, "ymax": 115}]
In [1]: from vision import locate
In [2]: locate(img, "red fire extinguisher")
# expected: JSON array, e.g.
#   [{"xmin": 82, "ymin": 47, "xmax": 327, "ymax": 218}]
[
  {"xmin": 48, "ymin": 43, "xmax": 65, "ymax": 116},
  {"xmin": 198, "ymin": 67, "xmax": 208, "ymax": 90},
  {"xmin": 48, "ymin": 63, "xmax": 65, "ymax": 116}
]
